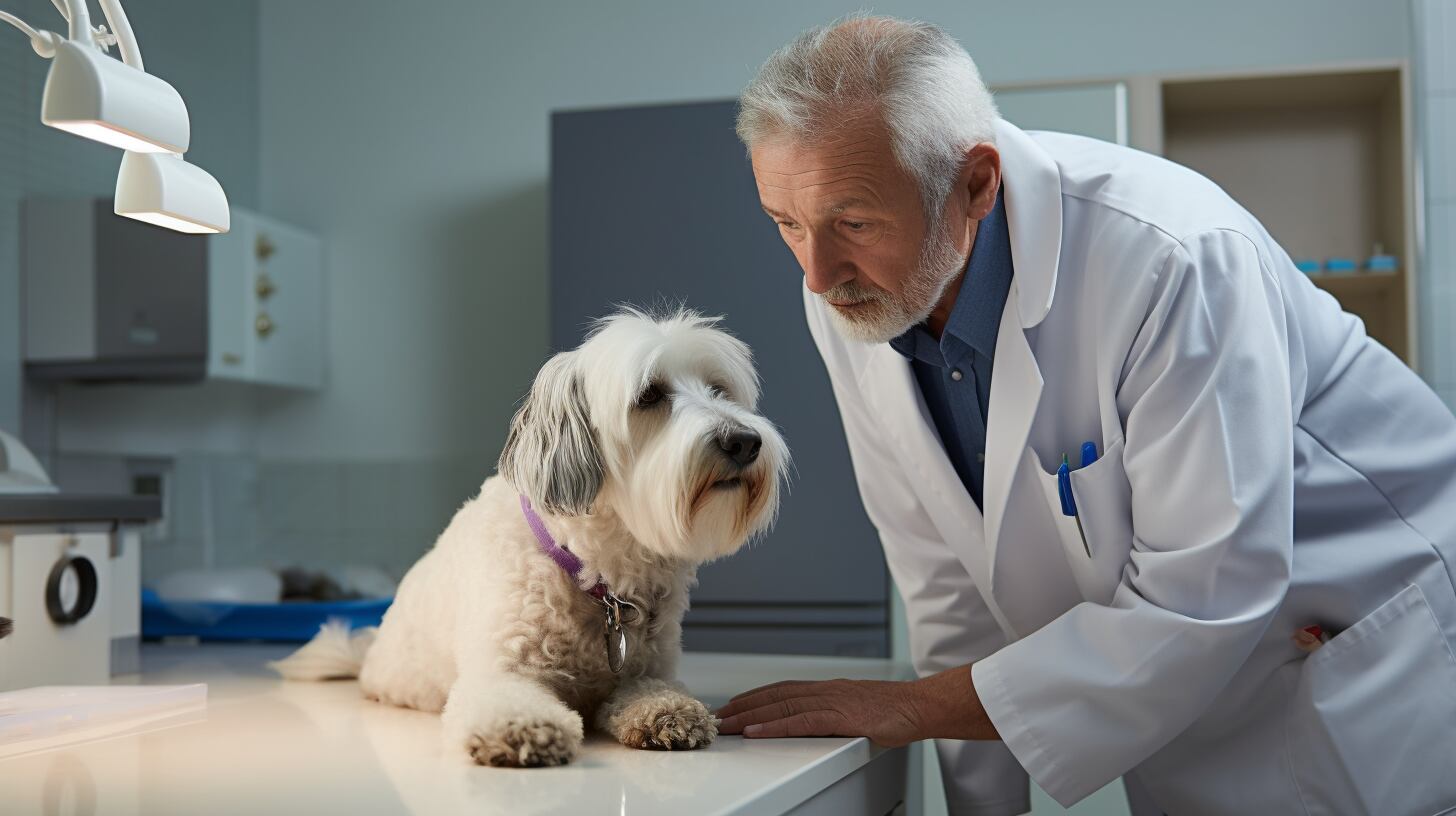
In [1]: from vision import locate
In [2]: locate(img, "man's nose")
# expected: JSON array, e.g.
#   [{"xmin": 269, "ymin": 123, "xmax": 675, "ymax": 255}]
[{"xmin": 799, "ymin": 233, "xmax": 853, "ymax": 295}]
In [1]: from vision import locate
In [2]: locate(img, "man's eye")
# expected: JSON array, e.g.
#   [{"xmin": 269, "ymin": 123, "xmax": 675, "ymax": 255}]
[
  {"xmin": 636, "ymin": 384, "xmax": 666, "ymax": 408},
  {"xmin": 777, "ymin": 221, "xmax": 800, "ymax": 230},
  {"xmin": 843, "ymin": 221, "xmax": 867, "ymax": 231}
]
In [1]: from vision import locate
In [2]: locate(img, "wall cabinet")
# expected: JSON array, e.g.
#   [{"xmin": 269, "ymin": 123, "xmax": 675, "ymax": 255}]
[
  {"xmin": 206, "ymin": 210, "xmax": 325, "ymax": 389},
  {"xmin": 23, "ymin": 200, "xmax": 325, "ymax": 389}
]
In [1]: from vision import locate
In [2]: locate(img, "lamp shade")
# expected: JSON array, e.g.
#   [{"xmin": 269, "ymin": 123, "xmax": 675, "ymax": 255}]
[
  {"xmin": 42, "ymin": 40, "xmax": 189, "ymax": 154},
  {"xmin": 115, "ymin": 151, "xmax": 230, "ymax": 234}
]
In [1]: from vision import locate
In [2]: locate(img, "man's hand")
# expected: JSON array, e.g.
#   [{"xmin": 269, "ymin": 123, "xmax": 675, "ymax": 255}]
[{"xmin": 715, "ymin": 665, "xmax": 1000, "ymax": 746}]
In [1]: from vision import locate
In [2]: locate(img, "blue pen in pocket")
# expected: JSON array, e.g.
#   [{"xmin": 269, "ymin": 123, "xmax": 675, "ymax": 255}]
[{"xmin": 1059, "ymin": 444, "xmax": 1097, "ymax": 558}]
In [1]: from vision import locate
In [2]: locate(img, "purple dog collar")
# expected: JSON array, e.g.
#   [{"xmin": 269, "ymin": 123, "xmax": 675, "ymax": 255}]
[{"xmin": 520, "ymin": 495, "xmax": 609, "ymax": 600}]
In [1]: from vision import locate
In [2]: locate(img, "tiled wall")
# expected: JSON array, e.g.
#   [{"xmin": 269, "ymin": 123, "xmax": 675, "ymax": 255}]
[
  {"xmin": 253, "ymin": 458, "xmax": 486, "ymax": 583},
  {"xmin": 1416, "ymin": 0, "xmax": 1456, "ymax": 408},
  {"xmin": 55, "ymin": 452, "xmax": 489, "ymax": 588}
]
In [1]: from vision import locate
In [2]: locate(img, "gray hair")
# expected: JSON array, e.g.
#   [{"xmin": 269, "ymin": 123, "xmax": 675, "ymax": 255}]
[
  {"xmin": 498, "ymin": 351, "xmax": 604, "ymax": 516},
  {"xmin": 736, "ymin": 14, "xmax": 999, "ymax": 223}
]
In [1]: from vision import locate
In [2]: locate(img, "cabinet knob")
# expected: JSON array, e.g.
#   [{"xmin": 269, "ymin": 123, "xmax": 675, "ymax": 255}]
[
  {"xmin": 256, "ymin": 234, "xmax": 276, "ymax": 261},
  {"xmin": 222, "ymin": 352, "xmax": 242, "ymax": 365},
  {"xmin": 256, "ymin": 273, "xmax": 276, "ymax": 299},
  {"xmin": 255, "ymin": 313, "xmax": 275, "ymax": 338}
]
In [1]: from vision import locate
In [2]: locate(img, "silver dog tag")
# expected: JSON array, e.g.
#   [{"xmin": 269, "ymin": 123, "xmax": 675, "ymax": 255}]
[{"xmin": 603, "ymin": 595, "xmax": 627, "ymax": 674}]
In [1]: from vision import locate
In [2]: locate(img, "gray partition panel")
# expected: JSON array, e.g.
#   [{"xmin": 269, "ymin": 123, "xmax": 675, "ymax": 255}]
[{"xmin": 551, "ymin": 100, "xmax": 889, "ymax": 655}]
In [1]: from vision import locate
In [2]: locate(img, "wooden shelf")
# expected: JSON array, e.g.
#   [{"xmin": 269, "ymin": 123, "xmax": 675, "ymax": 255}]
[{"xmin": 1305, "ymin": 270, "xmax": 1401, "ymax": 298}]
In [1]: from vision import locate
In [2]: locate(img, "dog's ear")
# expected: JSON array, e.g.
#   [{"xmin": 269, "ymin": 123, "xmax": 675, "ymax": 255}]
[{"xmin": 498, "ymin": 351, "xmax": 605, "ymax": 516}]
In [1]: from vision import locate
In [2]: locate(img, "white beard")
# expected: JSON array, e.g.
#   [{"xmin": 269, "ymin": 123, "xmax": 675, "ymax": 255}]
[{"xmin": 821, "ymin": 217, "xmax": 967, "ymax": 344}]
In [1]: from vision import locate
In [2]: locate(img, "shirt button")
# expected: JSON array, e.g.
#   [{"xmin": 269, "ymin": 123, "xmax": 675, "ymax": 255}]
[{"xmin": 950, "ymin": 369, "xmax": 963, "ymax": 382}]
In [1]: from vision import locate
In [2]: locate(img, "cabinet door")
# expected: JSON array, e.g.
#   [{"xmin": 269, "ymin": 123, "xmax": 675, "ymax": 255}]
[
  {"xmin": 249, "ymin": 215, "xmax": 325, "ymax": 389},
  {"xmin": 206, "ymin": 212, "xmax": 257, "ymax": 381},
  {"xmin": 552, "ymin": 101, "xmax": 889, "ymax": 655},
  {"xmin": 207, "ymin": 211, "xmax": 325, "ymax": 389},
  {"xmin": 994, "ymin": 82, "xmax": 1129, "ymax": 144}
]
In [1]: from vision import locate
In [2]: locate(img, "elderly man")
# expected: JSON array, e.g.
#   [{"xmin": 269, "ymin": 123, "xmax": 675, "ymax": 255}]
[{"xmin": 715, "ymin": 15, "xmax": 1456, "ymax": 816}]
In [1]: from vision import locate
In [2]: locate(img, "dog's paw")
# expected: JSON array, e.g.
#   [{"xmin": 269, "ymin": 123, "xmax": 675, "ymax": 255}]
[
  {"xmin": 466, "ymin": 716, "xmax": 583, "ymax": 767},
  {"xmin": 611, "ymin": 694, "xmax": 718, "ymax": 751}
]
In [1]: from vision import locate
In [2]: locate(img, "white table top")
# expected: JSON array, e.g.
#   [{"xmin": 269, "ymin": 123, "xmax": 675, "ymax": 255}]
[{"xmin": 0, "ymin": 643, "xmax": 912, "ymax": 815}]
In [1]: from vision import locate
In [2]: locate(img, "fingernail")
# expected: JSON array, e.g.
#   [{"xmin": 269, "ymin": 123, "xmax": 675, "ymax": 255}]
[{"xmin": 744, "ymin": 725, "xmax": 760, "ymax": 737}]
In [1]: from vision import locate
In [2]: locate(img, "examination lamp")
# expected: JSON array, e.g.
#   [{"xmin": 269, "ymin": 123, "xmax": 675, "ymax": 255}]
[
  {"xmin": 115, "ymin": 152, "xmax": 229, "ymax": 234},
  {"xmin": 42, "ymin": 38, "xmax": 189, "ymax": 153},
  {"xmin": 2, "ymin": 0, "xmax": 229, "ymax": 233}
]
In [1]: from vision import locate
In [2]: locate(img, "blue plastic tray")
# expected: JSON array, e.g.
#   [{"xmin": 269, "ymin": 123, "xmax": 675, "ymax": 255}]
[{"xmin": 142, "ymin": 588, "xmax": 392, "ymax": 642}]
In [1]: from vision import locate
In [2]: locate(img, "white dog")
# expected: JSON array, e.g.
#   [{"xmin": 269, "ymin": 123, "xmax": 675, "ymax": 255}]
[{"xmin": 271, "ymin": 308, "xmax": 788, "ymax": 767}]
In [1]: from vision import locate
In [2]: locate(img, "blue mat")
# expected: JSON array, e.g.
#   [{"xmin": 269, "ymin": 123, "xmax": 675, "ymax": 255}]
[{"xmin": 142, "ymin": 588, "xmax": 392, "ymax": 642}]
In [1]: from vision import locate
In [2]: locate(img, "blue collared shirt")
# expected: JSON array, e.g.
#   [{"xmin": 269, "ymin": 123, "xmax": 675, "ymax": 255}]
[{"xmin": 888, "ymin": 188, "xmax": 1013, "ymax": 509}]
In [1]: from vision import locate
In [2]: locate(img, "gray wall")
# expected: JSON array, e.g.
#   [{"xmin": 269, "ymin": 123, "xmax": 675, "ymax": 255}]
[
  {"xmin": 1416, "ymin": 0, "xmax": 1456, "ymax": 410},
  {"xmin": 252, "ymin": 0, "xmax": 1410, "ymax": 467}
]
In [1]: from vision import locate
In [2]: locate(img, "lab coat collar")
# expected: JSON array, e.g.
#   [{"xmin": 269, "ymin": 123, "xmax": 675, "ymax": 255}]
[{"xmin": 994, "ymin": 118, "xmax": 1063, "ymax": 329}]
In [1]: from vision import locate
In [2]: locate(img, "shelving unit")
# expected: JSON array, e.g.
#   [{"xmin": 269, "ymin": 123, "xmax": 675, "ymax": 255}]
[
  {"xmin": 997, "ymin": 64, "xmax": 1416, "ymax": 365},
  {"xmin": 1159, "ymin": 66, "xmax": 1412, "ymax": 362}
]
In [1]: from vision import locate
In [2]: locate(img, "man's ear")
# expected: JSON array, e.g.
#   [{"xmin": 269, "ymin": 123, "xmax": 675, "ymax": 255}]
[
  {"xmin": 497, "ymin": 351, "xmax": 605, "ymax": 515},
  {"xmin": 961, "ymin": 142, "xmax": 1001, "ymax": 221}
]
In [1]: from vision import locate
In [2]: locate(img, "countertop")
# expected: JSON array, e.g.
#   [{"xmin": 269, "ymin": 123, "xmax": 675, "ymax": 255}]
[
  {"xmin": 0, "ymin": 493, "xmax": 161, "ymax": 525},
  {"xmin": 0, "ymin": 643, "xmax": 913, "ymax": 815}
]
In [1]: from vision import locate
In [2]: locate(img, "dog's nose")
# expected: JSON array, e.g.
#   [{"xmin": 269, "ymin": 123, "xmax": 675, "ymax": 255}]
[{"xmin": 718, "ymin": 430, "xmax": 762, "ymax": 467}]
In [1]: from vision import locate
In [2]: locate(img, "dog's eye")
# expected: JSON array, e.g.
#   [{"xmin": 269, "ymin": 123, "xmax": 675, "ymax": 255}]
[
  {"xmin": 707, "ymin": 383, "xmax": 727, "ymax": 398},
  {"xmin": 635, "ymin": 384, "xmax": 666, "ymax": 408}
]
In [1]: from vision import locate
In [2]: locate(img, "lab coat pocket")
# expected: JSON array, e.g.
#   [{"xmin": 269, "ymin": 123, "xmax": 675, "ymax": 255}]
[
  {"xmin": 1035, "ymin": 437, "xmax": 1133, "ymax": 604},
  {"xmin": 1285, "ymin": 583, "xmax": 1456, "ymax": 816}
]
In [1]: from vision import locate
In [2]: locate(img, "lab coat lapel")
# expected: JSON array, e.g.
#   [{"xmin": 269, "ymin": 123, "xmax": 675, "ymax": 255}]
[
  {"xmin": 981, "ymin": 289, "xmax": 1044, "ymax": 591},
  {"xmin": 860, "ymin": 345, "xmax": 1014, "ymax": 637},
  {"xmin": 983, "ymin": 119, "xmax": 1071, "ymax": 615}
]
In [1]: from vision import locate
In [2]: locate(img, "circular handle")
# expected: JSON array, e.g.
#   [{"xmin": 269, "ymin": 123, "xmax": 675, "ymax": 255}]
[
  {"xmin": 255, "ymin": 313, "xmax": 275, "ymax": 337},
  {"xmin": 256, "ymin": 273, "xmax": 276, "ymax": 299},
  {"xmin": 46, "ymin": 554, "xmax": 98, "ymax": 625}
]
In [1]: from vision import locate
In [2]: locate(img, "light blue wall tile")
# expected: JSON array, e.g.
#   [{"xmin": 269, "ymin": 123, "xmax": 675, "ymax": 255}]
[
  {"xmin": 261, "ymin": 531, "xmax": 343, "ymax": 572},
  {"xmin": 1421, "ymin": 202, "xmax": 1456, "ymax": 393},
  {"xmin": 1423, "ymin": 0, "xmax": 1456, "ymax": 91},
  {"xmin": 259, "ymin": 461, "xmax": 344, "ymax": 535},
  {"xmin": 1426, "ymin": 94, "xmax": 1456, "ymax": 201},
  {"xmin": 341, "ymin": 462, "xmax": 400, "ymax": 536}
]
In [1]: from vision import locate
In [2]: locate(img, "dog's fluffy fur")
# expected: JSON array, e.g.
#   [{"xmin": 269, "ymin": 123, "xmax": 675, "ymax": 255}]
[{"xmin": 271, "ymin": 308, "xmax": 788, "ymax": 767}]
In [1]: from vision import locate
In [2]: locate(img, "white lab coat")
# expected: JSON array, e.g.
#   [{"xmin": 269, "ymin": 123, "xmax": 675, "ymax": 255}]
[{"xmin": 804, "ymin": 119, "xmax": 1456, "ymax": 816}]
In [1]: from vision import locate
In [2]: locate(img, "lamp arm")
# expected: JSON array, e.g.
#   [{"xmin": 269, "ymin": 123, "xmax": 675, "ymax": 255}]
[
  {"xmin": 1, "ymin": 8, "xmax": 63, "ymax": 56},
  {"xmin": 0, "ymin": 9, "xmax": 41, "ymax": 40},
  {"xmin": 62, "ymin": 0, "xmax": 88, "ymax": 44},
  {"xmin": 48, "ymin": 0, "xmax": 68, "ymax": 21},
  {"xmin": 96, "ymin": 0, "xmax": 139, "ymax": 70}
]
